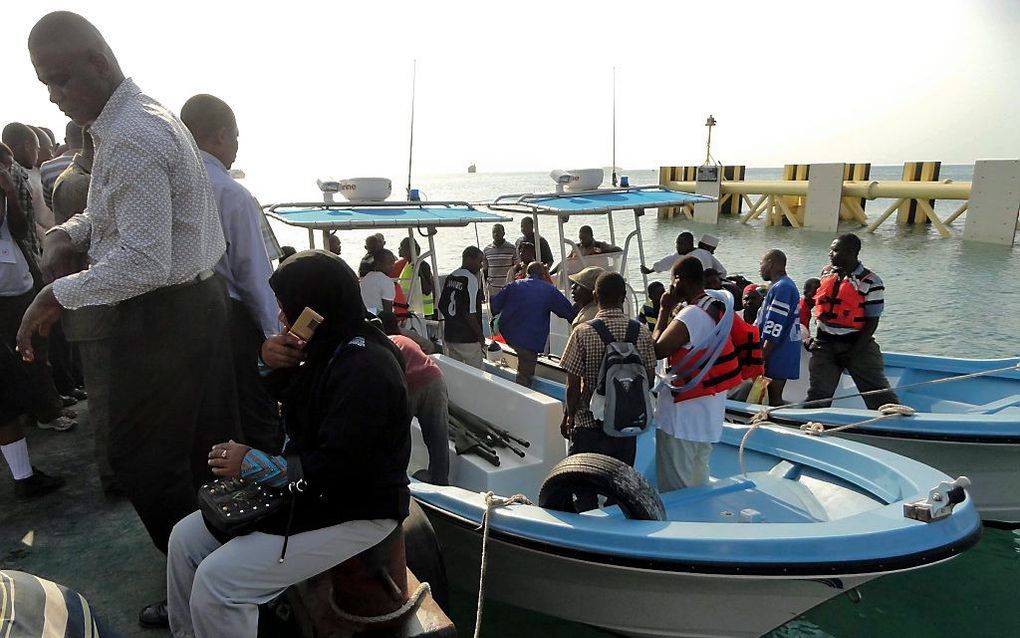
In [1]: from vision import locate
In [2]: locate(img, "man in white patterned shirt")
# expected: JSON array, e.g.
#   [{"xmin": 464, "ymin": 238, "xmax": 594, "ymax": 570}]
[{"xmin": 19, "ymin": 12, "xmax": 240, "ymax": 626}]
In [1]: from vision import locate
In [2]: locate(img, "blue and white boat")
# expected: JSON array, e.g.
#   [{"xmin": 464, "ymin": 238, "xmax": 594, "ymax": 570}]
[
  {"xmin": 411, "ymin": 357, "xmax": 981, "ymax": 638},
  {"xmin": 723, "ymin": 351, "xmax": 1020, "ymax": 525},
  {"xmin": 265, "ymin": 177, "xmax": 511, "ymax": 338},
  {"xmin": 488, "ymin": 174, "xmax": 716, "ymax": 343},
  {"xmin": 494, "ymin": 347, "xmax": 1020, "ymax": 525}
]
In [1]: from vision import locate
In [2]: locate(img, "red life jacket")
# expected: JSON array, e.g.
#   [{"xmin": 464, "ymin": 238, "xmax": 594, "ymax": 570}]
[
  {"xmin": 813, "ymin": 271, "xmax": 868, "ymax": 329},
  {"xmin": 731, "ymin": 314, "xmax": 764, "ymax": 380},
  {"xmin": 667, "ymin": 296, "xmax": 743, "ymax": 402}
]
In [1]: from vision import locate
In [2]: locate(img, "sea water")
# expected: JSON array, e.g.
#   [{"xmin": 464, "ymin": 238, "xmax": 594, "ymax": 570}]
[{"xmin": 261, "ymin": 168, "xmax": 1019, "ymax": 637}]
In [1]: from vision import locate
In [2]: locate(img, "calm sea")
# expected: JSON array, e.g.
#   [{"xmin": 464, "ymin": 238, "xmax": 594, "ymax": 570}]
[{"xmin": 261, "ymin": 167, "xmax": 1020, "ymax": 637}]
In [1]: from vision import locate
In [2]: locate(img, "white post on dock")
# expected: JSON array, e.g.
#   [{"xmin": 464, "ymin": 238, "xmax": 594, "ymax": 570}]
[
  {"xmin": 804, "ymin": 163, "xmax": 844, "ymax": 233},
  {"xmin": 694, "ymin": 166, "xmax": 721, "ymax": 224},
  {"xmin": 963, "ymin": 159, "xmax": 1020, "ymax": 246}
]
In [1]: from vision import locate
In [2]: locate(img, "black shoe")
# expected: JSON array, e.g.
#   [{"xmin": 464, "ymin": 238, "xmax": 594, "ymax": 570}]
[
  {"xmin": 70, "ymin": 388, "xmax": 88, "ymax": 401},
  {"xmin": 14, "ymin": 468, "xmax": 66, "ymax": 500},
  {"xmin": 138, "ymin": 599, "xmax": 168, "ymax": 628},
  {"xmin": 60, "ymin": 395, "xmax": 78, "ymax": 407}
]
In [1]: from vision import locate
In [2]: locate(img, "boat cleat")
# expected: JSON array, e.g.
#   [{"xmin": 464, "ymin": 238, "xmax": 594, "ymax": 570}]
[{"xmin": 903, "ymin": 476, "xmax": 971, "ymax": 522}]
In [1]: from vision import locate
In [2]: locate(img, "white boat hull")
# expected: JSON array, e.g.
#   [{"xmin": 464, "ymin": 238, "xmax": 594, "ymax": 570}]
[{"xmin": 423, "ymin": 503, "xmax": 872, "ymax": 638}]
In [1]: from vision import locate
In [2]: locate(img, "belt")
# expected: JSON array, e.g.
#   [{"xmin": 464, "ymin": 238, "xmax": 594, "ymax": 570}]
[{"xmin": 165, "ymin": 269, "xmax": 215, "ymax": 292}]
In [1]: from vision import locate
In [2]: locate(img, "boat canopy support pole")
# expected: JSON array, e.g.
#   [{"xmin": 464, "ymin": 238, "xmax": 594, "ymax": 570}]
[
  {"xmin": 556, "ymin": 214, "xmax": 569, "ymax": 293},
  {"xmin": 608, "ymin": 211, "xmax": 616, "ymax": 247},
  {"xmin": 407, "ymin": 228, "xmax": 423, "ymax": 316},
  {"xmin": 321, "ymin": 229, "xmax": 330, "ymax": 250},
  {"xmin": 427, "ymin": 231, "xmax": 443, "ymax": 350},
  {"xmin": 307, "ymin": 228, "xmax": 315, "ymax": 250},
  {"xmin": 634, "ymin": 208, "xmax": 649, "ymax": 294}
]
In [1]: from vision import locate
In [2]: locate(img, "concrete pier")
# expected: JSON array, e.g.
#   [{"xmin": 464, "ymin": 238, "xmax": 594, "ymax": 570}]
[{"xmin": 659, "ymin": 160, "xmax": 1020, "ymax": 246}]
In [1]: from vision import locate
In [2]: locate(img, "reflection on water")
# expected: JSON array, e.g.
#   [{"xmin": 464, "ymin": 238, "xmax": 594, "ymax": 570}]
[{"xmin": 265, "ymin": 167, "xmax": 1018, "ymax": 358}]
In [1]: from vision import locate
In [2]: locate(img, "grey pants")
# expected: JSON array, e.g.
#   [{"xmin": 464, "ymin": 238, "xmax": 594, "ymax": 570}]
[
  {"xmin": 410, "ymin": 376, "xmax": 450, "ymax": 485},
  {"xmin": 509, "ymin": 344, "xmax": 537, "ymax": 388},
  {"xmin": 806, "ymin": 338, "xmax": 899, "ymax": 410},
  {"xmin": 655, "ymin": 430, "xmax": 712, "ymax": 492},
  {"xmin": 167, "ymin": 511, "xmax": 396, "ymax": 638},
  {"xmin": 446, "ymin": 342, "xmax": 483, "ymax": 369}
]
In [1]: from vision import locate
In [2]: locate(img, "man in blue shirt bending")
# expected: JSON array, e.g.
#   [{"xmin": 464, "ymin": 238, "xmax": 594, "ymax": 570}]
[
  {"xmin": 491, "ymin": 262, "xmax": 575, "ymax": 387},
  {"xmin": 757, "ymin": 250, "xmax": 801, "ymax": 406}
]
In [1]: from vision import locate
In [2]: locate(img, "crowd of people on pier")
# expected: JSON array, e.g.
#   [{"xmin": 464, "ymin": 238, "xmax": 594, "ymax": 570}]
[{"xmin": 2, "ymin": 11, "xmax": 900, "ymax": 637}]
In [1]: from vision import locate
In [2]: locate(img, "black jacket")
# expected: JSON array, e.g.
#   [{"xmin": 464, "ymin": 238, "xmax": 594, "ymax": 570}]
[{"xmin": 260, "ymin": 335, "xmax": 411, "ymax": 535}]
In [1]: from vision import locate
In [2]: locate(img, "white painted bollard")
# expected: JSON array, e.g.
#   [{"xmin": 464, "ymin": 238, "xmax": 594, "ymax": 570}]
[
  {"xmin": 804, "ymin": 163, "xmax": 844, "ymax": 233},
  {"xmin": 963, "ymin": 159, "xmax": 1020, "ymax": 246},
  {"xmin": 694, "ymin": 166, "xmax": 721, "ymax": 224}
]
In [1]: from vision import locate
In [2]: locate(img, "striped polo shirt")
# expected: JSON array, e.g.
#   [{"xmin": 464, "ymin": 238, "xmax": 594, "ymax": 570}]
[{"xmin": 817, "ymin": 262, "xmax": 885, "ymax": 337}]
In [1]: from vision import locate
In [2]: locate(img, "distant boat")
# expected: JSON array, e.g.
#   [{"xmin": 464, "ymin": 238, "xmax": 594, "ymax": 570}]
[{"xmin": 467, "ymin": 162, "xmax": 477, "ymax": 174}]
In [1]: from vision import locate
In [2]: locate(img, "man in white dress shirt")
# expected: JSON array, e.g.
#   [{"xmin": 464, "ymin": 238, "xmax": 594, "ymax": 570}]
[
  {"xmin": 181, "ymin": 93, "xmax": 282, "ymax": 454},
  {"xmin": 19, "ymin": 12, "xmax": 240, "ymax": 626}
]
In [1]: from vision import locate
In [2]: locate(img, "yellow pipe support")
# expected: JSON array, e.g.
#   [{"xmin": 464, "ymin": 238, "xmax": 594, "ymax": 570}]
[
  {"xmin": 664, "ymin": 179, "xmax": 971, "ymax": 200},
  {"xmin": 775, "ymin": 195, "xmax": 800, "ymax": 227},
  {"xmin": 945, "ymin": 202, "xmax": 969, "ymax": 225},
  {"xmin": 865, "ymin": 198, "xmax": 906, "ymax": 233},
  {"xmin": 844, "ymin": 198, "xmax": 869, "ymax": 224},
  {"xmin": 740, "ymin": 194, "xmax": 769, "ymax": 224},
  {"xmin": 916, "ymin": 199, "xmax": 951, "ymax": 238}
]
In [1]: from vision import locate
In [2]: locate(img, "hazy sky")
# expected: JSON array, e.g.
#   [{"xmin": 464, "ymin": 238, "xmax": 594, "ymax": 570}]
[{"xmin": 3, "ymin": 0, "xmax": 1018, "ymax": 182}]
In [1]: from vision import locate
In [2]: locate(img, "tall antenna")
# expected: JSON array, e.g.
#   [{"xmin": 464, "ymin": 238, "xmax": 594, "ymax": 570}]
[
  {"xmin": 611, "ymin": 66, "xmax": 617, "ymax": 187},
  {"xmin": 704, "ymin": 114, "xmax": 717, "ymax": 166},
  {"xmin": 406, "ymin": 59, "xmax": 417, "ymax": 198}
]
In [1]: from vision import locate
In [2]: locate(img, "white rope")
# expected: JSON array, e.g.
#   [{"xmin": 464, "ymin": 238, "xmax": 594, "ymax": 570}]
[
  {"xmin": 739, "ymin": 403, "xmax": 916, "ymax": 477},
  {"xmin": 329, "ymin": 581, "xmax": 431, "ymax": 625},
  {"xmin": 473, "ymin": 491, "xmax": 532, "ymax": 638}
]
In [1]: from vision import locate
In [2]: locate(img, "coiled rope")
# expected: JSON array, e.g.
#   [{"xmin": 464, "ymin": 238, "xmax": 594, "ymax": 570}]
[
  {"xmin": 473, "ymin": 491, "xmax": 532, "ymax": 638},
  {"xmin": 329, "ymin": 581, "xmax": 431, "ymax": 626}
]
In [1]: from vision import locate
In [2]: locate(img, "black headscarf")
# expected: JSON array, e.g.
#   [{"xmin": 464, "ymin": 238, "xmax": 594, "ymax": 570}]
[{"xmin": 268, "ymin": 250, "xmax": 401, "ymax": 367}]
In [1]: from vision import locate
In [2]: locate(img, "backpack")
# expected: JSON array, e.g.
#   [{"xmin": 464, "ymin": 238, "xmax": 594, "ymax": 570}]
[{"xmin": 587, "ymin": 319, "xmax": 654, "ymax": 438}]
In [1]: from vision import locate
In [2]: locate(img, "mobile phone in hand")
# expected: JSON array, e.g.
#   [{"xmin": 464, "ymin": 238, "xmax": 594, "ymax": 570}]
[{"xmin": 289, "ymin": 307, "xmax": 323, "ymax": 341}]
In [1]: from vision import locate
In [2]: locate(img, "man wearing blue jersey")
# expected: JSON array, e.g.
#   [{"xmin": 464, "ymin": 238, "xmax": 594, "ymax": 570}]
[{"xmin": 757, "ymin": 250, "xmax": 800, "ymax": 405}]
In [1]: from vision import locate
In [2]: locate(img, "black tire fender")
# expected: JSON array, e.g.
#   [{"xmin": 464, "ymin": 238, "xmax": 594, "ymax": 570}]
[{"xmin": 539, "ymin": 453, "xmax": 666, "ymax": 521}]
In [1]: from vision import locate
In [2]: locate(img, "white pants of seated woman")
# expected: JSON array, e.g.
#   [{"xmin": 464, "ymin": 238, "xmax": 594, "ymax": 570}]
[{"xmin": 167, "ymin": 510, "xmax": 396, "ymax": 638}]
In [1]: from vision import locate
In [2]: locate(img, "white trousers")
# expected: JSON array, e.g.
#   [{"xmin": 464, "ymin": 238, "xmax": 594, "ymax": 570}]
[
  {"xmin": 655, "ymin": 430, "xmax": 713, "ymax": 492},
  {"xmin": 167, "ymin": 510, "xmax": 396, "ymax": 638}
]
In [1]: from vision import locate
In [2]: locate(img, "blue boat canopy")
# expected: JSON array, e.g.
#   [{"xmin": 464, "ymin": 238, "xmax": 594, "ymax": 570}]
[
  {"xmin": 265, "ymin": 200, "xmax": 511, "ymax": 230},
  {"xmin": 490, "ymin": 185, "xmax": 715, "ymax": 216}
]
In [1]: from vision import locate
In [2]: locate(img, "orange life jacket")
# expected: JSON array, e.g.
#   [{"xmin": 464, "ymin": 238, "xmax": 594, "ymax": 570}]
[
  {"xmin": 813, "ymin": 271, "xmax": 868, "ymax": 329},
  {"xmin": 731, "ymin": 314, "xmax": 764, "ymax": 380},
  {"xmin": 393, "ymin": 283, "xmax": 411, "ymax": 320},
  {"xmin": 667, "ymin": 296, "xmax": 743, "ymax": 402}
]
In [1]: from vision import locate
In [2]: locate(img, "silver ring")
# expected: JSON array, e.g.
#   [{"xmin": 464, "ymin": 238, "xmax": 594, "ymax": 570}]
[{"xmin": 221, "ymin": 449, "xmax": 228, "ymax": 459}]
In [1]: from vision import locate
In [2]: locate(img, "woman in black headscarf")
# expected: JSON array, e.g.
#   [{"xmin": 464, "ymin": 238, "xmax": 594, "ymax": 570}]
[{"xmin": 167, "ymin": 251, "xmax": 411, "ymax": 638}]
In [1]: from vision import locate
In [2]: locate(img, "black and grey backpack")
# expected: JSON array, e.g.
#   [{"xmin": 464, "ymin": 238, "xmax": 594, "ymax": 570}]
[{"xmin": 587, "ymin": 319, "xmax": 654, "ymax": 437}]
